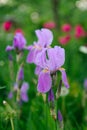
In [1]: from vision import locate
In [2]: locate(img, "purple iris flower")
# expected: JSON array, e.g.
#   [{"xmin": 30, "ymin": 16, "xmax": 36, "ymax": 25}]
[
  {"xmin": 36, "ymin": 46, "xmax": 69, "ymax": 93},
  {"xmin": 8, "ymin": 82, "xmax": 29, "ymax": 102},
  {"xmin": 27, "ymin": 28, "xmax": 53, "ymax": 63},
  {"xmin": 8, "ymin": 91, "xmax": 13, "ymax": 99},
  {"xmin": 6, "ymin": 33, "xmax": 26, "ymax": 52}
]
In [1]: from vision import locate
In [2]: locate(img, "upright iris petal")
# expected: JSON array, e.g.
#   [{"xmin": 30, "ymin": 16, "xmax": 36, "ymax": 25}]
[
  {"xmin": 37, "ymin": 71, "xmax": 52, "ymax": 93},
  {"xmin": 35, "ymin": 28, "xmax": 53, "ymax": 47},
  {"xmin": 27, "ymin": 28, "xmax": 53, "ymax": 64},
  {"xmin": 47, "ymin": 46, "xmax": 65, "ymax": 71}
]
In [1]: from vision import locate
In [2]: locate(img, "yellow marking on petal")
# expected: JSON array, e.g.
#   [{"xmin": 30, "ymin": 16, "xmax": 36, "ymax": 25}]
[
  {"xmin": 47, "ymin": 45, "xmax": 51, "ymax": 48},
  {"xmin": 34, "ymin": 45, "xmax": 42, "ymax": 50},
  {"xmin": 58, "ymin": 67, "xmax": 65, "ymax": 71},
  {"xmin": 43, "ymin": 68, "xmax": 49, "ymax": 73}
]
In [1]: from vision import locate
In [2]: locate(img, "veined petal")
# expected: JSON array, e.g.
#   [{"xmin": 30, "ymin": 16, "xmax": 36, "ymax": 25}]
[
  {"xmin": 59, "ymin": 69, "xmax": 69, "ymax": 88},
  {"xmin": 35, "ymin": 66, "xmax": 42, "ymax": 75},
  {"xmin": 27, "ymin": 48, "xmax": 40, "ymax": 63},
  {"xmin": 37, "ymin": 71, "xmax": 52, "ymax": 93}
]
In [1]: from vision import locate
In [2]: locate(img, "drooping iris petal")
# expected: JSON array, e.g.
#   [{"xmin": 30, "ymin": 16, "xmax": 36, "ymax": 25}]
[
  {"xmin": 27, "ymin": 48, "xmax": 40, "ymax": 63},
  {"xmin": 37, "ymin": 71, "xmax": 52, "ymax": 93},
  {"xmin": 47, "ymin": 46, "xmax": 65, "ymax": 71},
  {"xmin": 35, "ymin": 66, "xmax": 42, "ymax": 75},
  {"xmin": 13, "ymin": 33, "xmax": 26, "ymax": 50},
  {"xmin": 59, "ymin": 69, "xmax": 69, "ymax": 88},
  {"xmin": 20, "ymin": 82, "xmax": 29, "ymax": 102},
  {"xmin": 6, "ymin": 45, "xmax": 14, "ymax": 51}
]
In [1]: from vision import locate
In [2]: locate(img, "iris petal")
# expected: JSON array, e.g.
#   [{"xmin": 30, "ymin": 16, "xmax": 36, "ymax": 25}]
[{"xmin": 37, "ymin": 71, "xmax": 52, "ymax": 93}]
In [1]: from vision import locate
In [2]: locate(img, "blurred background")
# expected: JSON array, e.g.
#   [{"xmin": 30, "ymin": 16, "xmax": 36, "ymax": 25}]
[{"xmin": 0, "ymin": 0, "xmax": 87, "ymax": 129}]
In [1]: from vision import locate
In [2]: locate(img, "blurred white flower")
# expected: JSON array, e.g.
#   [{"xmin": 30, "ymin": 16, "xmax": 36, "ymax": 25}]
[
  {"xmin": 60, "ymin": 86, "xmax": 69, "ymax": 97},
  {"xmin": 0, "ymin": 0, "xmax": 8, "ymax": 5},
  {"xmin": 76, "ymin": 0, "xmax": 87, "ymax": 11},
  {"xmin": 18, "ymin": 4, "xmax": 31, "ymax": 13},
  {"xmin": 79, "ymin": 45, "xmax": 87, "ymax": 54},
  {"xmin": 30, "ymin": 12, "xmax": 40, "ymax": 23}
]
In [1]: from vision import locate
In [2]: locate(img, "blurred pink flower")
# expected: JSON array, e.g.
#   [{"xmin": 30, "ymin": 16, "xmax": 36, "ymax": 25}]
[
  {"xmin": 15, "ymin": 28, "xmax": 24, "ymax": 35},
  {"xmin": 61, "ymin": 24, "xmax": 71, "ymax": 32},
  {"xmin": 75, "ymin": 25, "xmax": 86, "ymax": 38},
  {"xmin": 43, "ymin": 21, "xmax": 56, "ymax": 29},
  {"xmin": 3, "ymin": 21, "xmax": 12, "ymax": 32},
  {"xmin": 58, "ymin": 35, "xmax": 71, "ymax": 45}
]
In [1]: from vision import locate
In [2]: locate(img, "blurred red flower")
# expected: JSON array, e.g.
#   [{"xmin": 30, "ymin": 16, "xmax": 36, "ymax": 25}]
[
  {"xmin": 3, "ymin": 21, "xmax": 12, "ymax": 32},
  {"xmin": 61, "ymin": 24, "xmax": 71, "ymax": 32},
  {"xmin": 75, "ymin": 25, "xmax": 86, "ymax": 38},
  {"xmin": 58, "ymin": 35, "xmax": 71, "ymax": 45},
  {"xmin": 43, "ymin": 21, "xmax": 56, "ymax": 29}
]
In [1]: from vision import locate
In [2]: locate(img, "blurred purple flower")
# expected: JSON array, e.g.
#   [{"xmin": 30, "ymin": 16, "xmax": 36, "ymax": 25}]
[
  {"xmin": 20, "ymin": 82, "xmax": 29, "ymax": 102},
  {"xmin": 8, "ymin": 54, "xmax": 13, "ymax": 61},
  {"xmin": 37, "ymin": 46, "xmax": 69, "ymax": 93},
  {"xmin": 6, "ymin": 33, "xmax": 27, "ymax": 52},
  {"xmin": 84, "ymin": 79, "xmax": 87, "ymax": 89},
  {"xmin": 48, "ymin": 89, "xmax": 54, "ymax": 102},
  {"xmin": 8, "ymin": 82, "xmax": 29, "ymax": 102},
  {"xmin": 58, "ymin": 110, "xmax": 63, "ymax": 122},
  {"xmin": 8, "ymin": 91, "xmax": 13, "ymax": 99},
  {"xmin": 17, "ymin": 66, "xmax": 24, "ymax": 81},
  {"xmin": 27, "ymin": 28, "xmax": 53, "ymax": 63}
]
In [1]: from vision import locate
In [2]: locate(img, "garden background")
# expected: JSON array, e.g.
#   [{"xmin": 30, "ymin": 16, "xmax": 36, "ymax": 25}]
[{"xmin": 0, "ymin": 0, "xmax": 87, "ymax": 130}]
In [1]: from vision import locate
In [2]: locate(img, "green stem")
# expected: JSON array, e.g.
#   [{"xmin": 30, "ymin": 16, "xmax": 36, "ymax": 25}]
[{"xmin": 10, "ymin": 117, "xmax": 14, "ymax": 130}]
